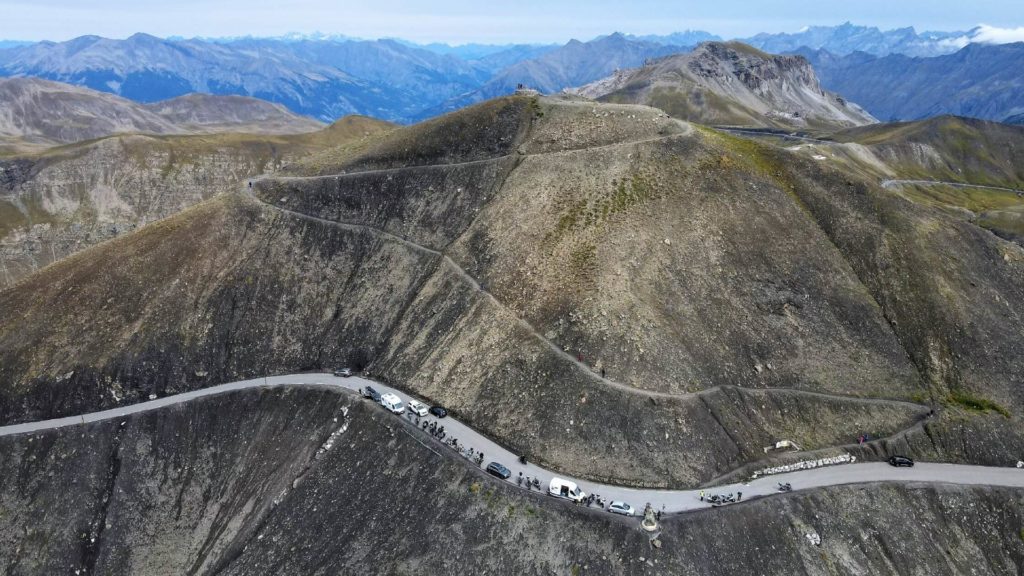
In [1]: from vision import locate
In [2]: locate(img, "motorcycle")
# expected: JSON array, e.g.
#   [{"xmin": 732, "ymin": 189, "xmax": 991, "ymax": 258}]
[{"xmin": 777, "ymin": 482, "xmax": 792, "ymax": 492}]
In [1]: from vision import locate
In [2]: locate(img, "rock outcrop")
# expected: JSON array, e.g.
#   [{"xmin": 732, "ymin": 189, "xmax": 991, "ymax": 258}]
[{"xmin": 574, "ymin": 41, "xmax": 876, "ymax": 130}]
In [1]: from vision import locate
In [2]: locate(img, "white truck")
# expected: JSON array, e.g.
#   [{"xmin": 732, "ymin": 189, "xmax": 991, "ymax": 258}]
[
  {"xmin": 379, "ymin": 393, "xmax": 405, "ymax": 415},
  {"xmin": 548, "ymin": 477, "xmax": 586, "ymax": 503}
]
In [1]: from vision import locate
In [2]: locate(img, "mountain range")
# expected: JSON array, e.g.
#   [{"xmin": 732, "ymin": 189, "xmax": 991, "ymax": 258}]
[
  {"xmin": 431, "ymin": 33, "xmax": 691, "ymax": 116},
  {"xmin": 745, "ymin": 22, "xmax": 971, "ymax": 57},
  {"xmin": 799, "ymin": 42, "xmax": 1024, "ymax": 123},
  {"xmin": 2, "ymin": 25, "xmax": 1024, "ymax": 124}
]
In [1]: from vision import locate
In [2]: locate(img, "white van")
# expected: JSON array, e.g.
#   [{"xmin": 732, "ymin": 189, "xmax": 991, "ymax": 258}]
[
  {"xmin": 380, "ymin": 393, "xmax": 405, "ymax": 415},
  {"xmin": 548, "ymin": 477, "xmax": 586, "ymax": 503}
]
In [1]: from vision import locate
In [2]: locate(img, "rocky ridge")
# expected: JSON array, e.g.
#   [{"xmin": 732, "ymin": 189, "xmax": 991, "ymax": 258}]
[{"xmin": 574, "ymin": 41, "xmax": 876, "ymax": 131}]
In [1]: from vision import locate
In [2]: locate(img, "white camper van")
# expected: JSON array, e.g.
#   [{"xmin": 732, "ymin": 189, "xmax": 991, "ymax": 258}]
[
  {"xmin": 548, "ymin": 477, "xmax": 586, "ymax": 503},
  {"xmin": 379, "ymin": 393, "xmax": 405, "ymax": 415}
]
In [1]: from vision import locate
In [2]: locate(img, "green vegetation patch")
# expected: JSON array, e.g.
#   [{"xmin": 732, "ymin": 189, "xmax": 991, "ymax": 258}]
[
  {"xmin": 976, "ymin": 207, "xmax": 1024, "ymax": 240},
  {"xmin": 647, "ymin": 86, "xmax": 754, "ymax": 126},
  {"xmin": 0, "ymin": 197, "xmax": 57, "ymax": 238},
  {"xmin": 945, "ymin": 390, "xmax": 1011, "ymax": 418},
  {"xmin": 546, "ymin": 172, "xmax": 660, "ymax": 245},
  {"xmin": 898, "ymin": 184, "xmax": 1024, "ymax": 214}
]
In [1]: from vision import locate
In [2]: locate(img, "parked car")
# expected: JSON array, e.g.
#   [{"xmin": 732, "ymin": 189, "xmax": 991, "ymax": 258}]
[
  {"xmin": 608, "ymin": 501, "xmax": 636, "ymax": 517},
  {"xmin": 362, "ymin": 386, "xmax": 381, "ymax": 403},
  {"xmin": 486, "ymin": 462, "xmax": 511, "ymax": 480},
  {"xmin": 379, "ymin": 393, "xmax": 405, "ymax": 414},
  {"xmin": 888, "ymin": 455, "xmax": 914, "ymax": 467},
  {"xmin": 333, "ymin": 368, "xmax": 353, "ymax": 377},
  {"xmin": 429, "ymin": 406, "xmax": 448, "ymax": 418},
  {"xmin": 548, "ymin": 477, "xmax": 586, "ymax": 503},
  {"xmin": 406, "ymin": 400, "xmax": 429, "ymax": 417}
]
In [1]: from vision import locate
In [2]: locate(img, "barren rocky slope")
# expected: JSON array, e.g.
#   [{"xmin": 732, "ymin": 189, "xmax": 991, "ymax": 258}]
[
  {"xmin": 0, "ymin": 77, "xmax": 326, "ymax": 153},
  {"xmin": 0, "ymin": 386, "xmax": 1021, "ymax": 576},
  {"xmin": 0, "ymin": 96, "xmax": 1021, "ymax": 489},
  {"xmin": 576, "ymin": 42, "xmax": 875, "ymax": 131},
  {"xmin": 141, "ymin": 92, "xmax": 325, "ymax": 134},
  {"xmin": 0, "ymin": 115, "xmax": 393, "ymax": 286}
]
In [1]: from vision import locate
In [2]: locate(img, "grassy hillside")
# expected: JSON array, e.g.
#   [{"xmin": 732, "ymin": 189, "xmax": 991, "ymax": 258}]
[{"xmin": 832, "ymin": 115, "xmax": 1024, "ymax": 189}]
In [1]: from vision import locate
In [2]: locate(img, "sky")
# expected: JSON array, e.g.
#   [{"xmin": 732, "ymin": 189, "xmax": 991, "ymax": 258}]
[{"xmin": 1, "ymin": 0, "xmax": 1023, "ymax": 43}]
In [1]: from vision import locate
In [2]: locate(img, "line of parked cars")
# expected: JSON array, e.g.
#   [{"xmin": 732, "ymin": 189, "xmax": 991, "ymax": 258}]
[
  {"xmin": 357, "ymin": 375, "xmax": 639, "ymax": 519},
  {"xmin": 361, "ymin": 385, "xmax": 449, "ymax": 419}
]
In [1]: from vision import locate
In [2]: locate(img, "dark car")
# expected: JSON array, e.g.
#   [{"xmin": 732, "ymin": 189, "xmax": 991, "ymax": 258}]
[
  {"xmin": 888, "ymin": 455, "xmax": 914, "ymax": 467},
  {"xmin": 486, "ymin": 462, "xmax": 511, "ymax": 480},
  {"xmin": 429, "ymin": 406, "xmax": 448, "ymax": 418},
  {"xmin": 362, "ymin": 386, "xmax": 381, "ymax": 403}
]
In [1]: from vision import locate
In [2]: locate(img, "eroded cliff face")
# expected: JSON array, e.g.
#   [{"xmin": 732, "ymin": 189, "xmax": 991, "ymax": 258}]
[
  {"xmin": 0, "ymin": 387, "xmax": 1020, "ymax": 576},
  {"xmin": 576, "ymin": 42, "xmax": 875, "ymax": 130}
]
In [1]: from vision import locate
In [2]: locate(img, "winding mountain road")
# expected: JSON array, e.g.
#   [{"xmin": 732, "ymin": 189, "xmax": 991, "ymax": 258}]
[
  {"xmin": 243, "ymin": 131, "xmax": 948, "ymax": 484},
  {"xmin": 2, "ymin": 373, "xmax": 1020, "ymax": 518},
  {"xmin": 248, "ymin": 163, "xmax": 933, "ymax": 407},
  {"xmin": 881, "ymin": 179, "xmax": 1024, "ymax": 195}
]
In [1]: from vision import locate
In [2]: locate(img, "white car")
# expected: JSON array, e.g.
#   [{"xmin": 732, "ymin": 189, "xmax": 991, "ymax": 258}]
[
  {"xmin": 406, "ymin": 400, "xmax": 429, "ymax": 417},
  {"xmin": 379, "ymin": 393, "xmax": 405, "ymax": 414},
  {"xmin": 608, "ymin": 501, "xmax": 636, "ymax": 517}
]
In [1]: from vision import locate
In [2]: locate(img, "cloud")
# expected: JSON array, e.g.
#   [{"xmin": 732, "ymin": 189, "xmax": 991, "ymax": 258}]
[
  {"xmin": 936, "ymin": 36, "xmax": 970, "ymax": 50},
  {"xmin": 970, "ymin": 24, "xmax": 1024, "ymax": 44}
]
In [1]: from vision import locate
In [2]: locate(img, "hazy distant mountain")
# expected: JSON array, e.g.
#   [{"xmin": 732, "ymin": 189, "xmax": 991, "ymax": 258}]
[
  {"xmin": 796, "ymin": 42, "xmax": 1024, "ymax": 123},
  {"xmin": 433, "ymin": 33, "xmax": 688, "ymax": 116},
  {"xmin": 0, "ymin": 77, "xmax": 323, "ymax": 152},
  {"xmin": 576, "ymin": 41, "xmax": 874, "ymax": 131},
  {"xmin": 0, "ymin": 33, "xmax": 402, "ymax": 121},
  {"xmin": 629, "ymin": 31, "xmax": 722, "ymax": 46},
  {"xmin": 407, "ymin": 41, "xmax": 559, "ymax": 62},
  {"xmin": 471, "ymin": 44, "xmax": 564, "ymax": 73},
  {"xmin": 4, "ymin": 26, "xmax": 1022, "ymax": 124},
  {"xmin": 221, "ymin": 37, "xmax": 494, "ymax": 117},
  {"xmin": 143, "ymin": 93, "xmax": 324, "ymax": 133},
  {"xmin": 744, "ymin": 22, "xmax": 970, "ymax": 57}
]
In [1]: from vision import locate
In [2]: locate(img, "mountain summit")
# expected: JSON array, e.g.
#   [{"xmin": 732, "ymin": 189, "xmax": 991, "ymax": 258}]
[{"xmin": 573, "ymin": 41, "xmax": 875, "ymax": 130}]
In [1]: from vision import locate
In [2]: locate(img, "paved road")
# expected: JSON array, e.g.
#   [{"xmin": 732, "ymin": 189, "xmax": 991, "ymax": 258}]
[
  {"xmin": 2, "ymin": 373, "xmax": 1020, "ymax": 518},
  {"xmin": 713, "ymin": 127, "xmax": 833, "ymax": 144},
  {"xmin": 882, "ymin": 179, "xmax": 1024, "ymax": 195}
]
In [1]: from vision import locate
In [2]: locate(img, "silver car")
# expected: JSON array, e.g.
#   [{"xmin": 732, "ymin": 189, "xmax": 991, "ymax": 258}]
[{"xmin": 608, "ymin": 501, "xmax": 636, "ymax": 517}]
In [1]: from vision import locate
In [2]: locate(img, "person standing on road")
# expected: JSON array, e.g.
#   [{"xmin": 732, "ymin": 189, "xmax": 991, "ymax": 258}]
[
  {"xmin": 737, "ymin": 491, "xmax": 742, "ymax": 501},
  {"xmin": 699, "ymin": 490, "xmax": 705, "ymax": 501}
]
